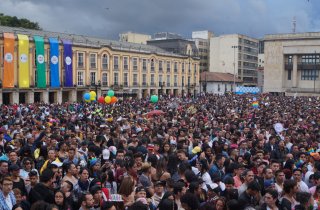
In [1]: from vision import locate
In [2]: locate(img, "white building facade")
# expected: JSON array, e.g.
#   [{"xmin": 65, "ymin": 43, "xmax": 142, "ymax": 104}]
[
  {"xmin": 192, "ymin": 31, "xmax": 214, "ymax": 73},
  {"xmin": 264, "ymin": 32, "xmax": 320, "ymax": 96},
  {"xmin": 209, "ymin": 34, "xmax": 259, "ymax": 86}
]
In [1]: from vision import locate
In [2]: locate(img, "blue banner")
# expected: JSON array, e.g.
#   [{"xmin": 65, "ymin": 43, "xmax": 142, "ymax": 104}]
[
  {"xmin": 49, "ymin": 38, "xmax": 60, "ymax": 88},
  {"xmin": 62, "ymin": 39, "xmax": 73, "ymax": 87}
]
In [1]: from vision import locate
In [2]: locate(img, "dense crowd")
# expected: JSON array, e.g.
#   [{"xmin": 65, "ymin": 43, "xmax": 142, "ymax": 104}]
[{"xmin": 0, "ymin": 94, "xmax": 319, "ymax": 210}]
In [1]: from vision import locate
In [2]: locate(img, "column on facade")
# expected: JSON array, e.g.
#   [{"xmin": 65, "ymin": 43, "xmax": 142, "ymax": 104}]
[
  {"xmin": 12, "ymin": 92, "xmax": 19, "ymax": 104},
  {"xmin": 26, "ymin": 91, "xmax": 34, "ymax": 104},
  {"xmin": 42, "ymin": 91, "xmax": 49, "ymax": 104},
  {"xmin": 56, "ymin": 90, "xmax": 62, "ymax": 104},
  {"xmin": 70, "ymin": 90, "xmax": 77, "ymax": 102},
  {"xmin": 292, "ymin": 55, "xmax": 298, "ymax": 88}
]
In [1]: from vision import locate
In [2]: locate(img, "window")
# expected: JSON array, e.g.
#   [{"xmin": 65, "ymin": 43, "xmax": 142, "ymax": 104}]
[
  {"xmin": 102, "ymin": 73, "xmax": 108, "ymax": 86},
  {"xmin": 124, "ymin": 73, "xmax": 128, "ymax": 86},
  {"xmin": 188, "ymin": 76, "xmax": 191, "ymax": 86},
  {"xmin": 77, "ymin": 52, "xmax": 84, "ymax": 68},
  {"xmin": 90, "ymin": 53, "xmax": 97, "ymax": 69},
  {"xmin": 218, "ymin": 84, "xmax": 220, "ymax": 91},
  {"xmin": 188, "ymin": 62, "xmax": 191, "ymax": 73},
  {"xmin": 151, "ymin": 59, "xmax": 155, "ymax": 72},
  {"xmin": 133, "ymin": 58, "xmax": 138, "ymax": 71},
  {"xmin": 301, "ymin": 54, "xmax": 320, "ymax": 64},
  {"xmin": 77, "ymin": 71, "xmax": 84, "ymax": 86},
  {"xmin": 167, "ymin": 61, "xmax": 171, "ymax": 72},
  {"xmin": 182, "ymin": 63, "xmax": 185, "ymax": 73},
  {"xmin": 142, "ymin": 74, "xmax": 147, "ymax": 86},
  {"xmin": 113, "ymin": 56, "xmax": 119, "ymax": 70},
  {"xmin": 225, "ymin": 84, "xmax": 227, "ymax": 92},
  {"xmin": 102, "ymin": 54, "xmax": 108, "ymax": 70},
  {"xmin": 159, "ymin": 61, "xmax": 163, "ymax": 72},
  {"xmin": 142, "ymin": 59, "xmax": 147, "ymax": 71},
  {"xmin": 194, "ymin": 64, "xmax": 197, "ymax": 73},
  {"xmin": 123, "ymin": 57, "xmax": 128, "ymax": 70},
  {"xmin": 301, "ymin": 69, "xmax": 319, "ymax": 80},
  {"xmin": 151, "ymin": 74, "xmax": 155, "ymax": 85},
  {"xmin": 90, "ymin": 72, "xmax": 96, "ymax": 84},
  {"xmin": 182, "ymin": 76, "xmax": 185, "ymax": 87},
  {"xmin": 113, "ymin": 72, "xmax": 119, "ymax": 85},
  {"xmin": 133, "ymin": 74, "xmax": 138, "ymax": 85},
  {"xmin": 174, "ymin": 75, "xmax": 178, "ymax": 87},
  {"xmin": 166, "ymin": 75, "xmax": 170, "ymax": 86},
  {"xmin": 288, "ymin": 70, "xmax": 292, "ymax": 80},
  {"xmin": 174, "ymin": 62, "xmax": 178, "ymax": 73},
  {"xmin": 159, "ymin": 75, "xmax": 163, "ymax": 85}
]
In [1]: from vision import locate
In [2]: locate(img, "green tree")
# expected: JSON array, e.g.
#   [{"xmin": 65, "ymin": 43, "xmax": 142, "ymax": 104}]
[{"xmin": 0, "ymin": 13, "xmax": 41, "ymax": 30}]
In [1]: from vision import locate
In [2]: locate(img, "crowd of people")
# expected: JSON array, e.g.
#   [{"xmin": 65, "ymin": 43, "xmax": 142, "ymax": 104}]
[{"xmin": 0, "ymin": 93, "xmax": 319, "ymax": 210}]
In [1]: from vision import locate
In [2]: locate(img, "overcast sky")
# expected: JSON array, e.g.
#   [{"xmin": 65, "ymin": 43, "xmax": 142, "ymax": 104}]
[{"xmin": 1, "ymin": 0, "xmax": 319, "ymax": 40}]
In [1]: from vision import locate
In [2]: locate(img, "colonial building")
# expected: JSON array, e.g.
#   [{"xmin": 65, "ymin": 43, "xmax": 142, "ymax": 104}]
[
  {"xmin": 264, "ymin": 32, "xmax": 320, "ymax": 96},
  {"xmin": 0, "ymin": 26, "xmax": 200, "ymax": 104}
]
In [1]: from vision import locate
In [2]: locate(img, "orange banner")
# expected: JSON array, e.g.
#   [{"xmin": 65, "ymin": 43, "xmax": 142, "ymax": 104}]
[{"xmin": 3, "ymin": 33, "xmax": 15, "ymax": 88}]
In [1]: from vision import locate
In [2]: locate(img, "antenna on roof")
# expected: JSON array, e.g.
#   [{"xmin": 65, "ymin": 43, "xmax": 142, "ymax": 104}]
[{"xmin": 292, "ymin": 16, "xmax": 296, "ymax": 33}]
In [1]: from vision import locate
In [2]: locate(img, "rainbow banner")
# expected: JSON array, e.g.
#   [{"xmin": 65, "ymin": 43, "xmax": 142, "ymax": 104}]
[
  {"xmin": 34, "ymin": 35, "xmax": 46, "ymax": 88},
  {"xmin": 3, "ymin": 33, "xmax": 15, "ymax": 88},
  {"xmin": 17, "ymin": 34, "xmax": 30, "ymax": 88},
  {"xmin": 252, "ymin": 101, "xmax": 259, "ymax": 108},
  {"xmin": 62, "ymin": 39, "xmax": 73, "ymax": 87},
  {"xmin": 49, "ymin": 38, "xmax": 60, "ymax": 88}
]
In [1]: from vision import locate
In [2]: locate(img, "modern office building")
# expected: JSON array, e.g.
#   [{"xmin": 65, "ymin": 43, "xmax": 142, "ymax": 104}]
[
  {"xmin": 119, "ymin": 32, "xmax": 151, "ymax": 44},
  {"xmin": 209, "ymin": 34, "xmax": 259, "ymax": 86},
  {"xmin": 264, "ymin": 32, "xmax": 320, "ymax": 96},
  {"xmin": 192, "ymin": 31, "xmax": 214, "ymax": 72},
  {"xmin": 257, "ymin": 40, "xmax": 265, "ymax": 91},
  {"xmin": 0, "ymin": 26, "xmax": 200, "ymax": 104}
]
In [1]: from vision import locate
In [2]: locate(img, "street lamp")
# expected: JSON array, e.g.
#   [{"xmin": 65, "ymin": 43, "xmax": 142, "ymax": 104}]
[
  {"xmin": 91, "ymin": 80, "xmax": 101, "ymax": 100},
  {"xmin": 159, "ymin": 81, "xmax": 165, "ymax": 96},
  {"xmin": 231, "ymin": 46, "xmax": 238, "ymax": 91}
]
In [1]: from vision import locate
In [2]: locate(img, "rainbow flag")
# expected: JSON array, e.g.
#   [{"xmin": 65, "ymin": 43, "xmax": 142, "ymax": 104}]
[{"xmin": 252, "ymin": 101, "xmax": 259, "ymax": 108}]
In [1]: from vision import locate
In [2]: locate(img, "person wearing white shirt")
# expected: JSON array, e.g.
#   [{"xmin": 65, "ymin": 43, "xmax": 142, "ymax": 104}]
[{"xmin": 293, "ymin": 168, "xmax": 309, "ymax": 192}]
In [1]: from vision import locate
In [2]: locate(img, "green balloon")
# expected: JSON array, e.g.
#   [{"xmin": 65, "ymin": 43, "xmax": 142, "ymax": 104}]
[
  {"xmin": 107, "ymin": 90, "xmax": 115, "ymax": 97},
  {"xmin": 150, "ymin": 95, "xmax": 159, "ymax": 103}
]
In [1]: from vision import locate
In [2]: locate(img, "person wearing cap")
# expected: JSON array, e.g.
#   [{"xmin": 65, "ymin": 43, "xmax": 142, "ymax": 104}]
[{"xmin": 151, "ymin": 181, "xmax": 165, "ymax": 207}]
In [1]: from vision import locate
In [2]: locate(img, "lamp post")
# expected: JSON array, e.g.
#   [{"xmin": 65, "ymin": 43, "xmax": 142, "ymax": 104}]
[
  {"xmin": 231, "ymin": 46, "xmax": 238, "ymax": 91},
  {"xmin": 91, "ymin": 80, "xmax": 101, "ymax": 101}
]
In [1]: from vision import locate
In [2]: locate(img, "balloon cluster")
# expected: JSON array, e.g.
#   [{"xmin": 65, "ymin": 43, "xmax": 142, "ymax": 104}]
[{"xmin": 83, "ymin": 89, "xmax": 118, "ymax": 104}]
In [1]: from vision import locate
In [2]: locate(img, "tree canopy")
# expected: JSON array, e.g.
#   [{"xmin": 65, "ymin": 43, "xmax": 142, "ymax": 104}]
[{"xmin": 0, "ymin": 13, "xmax": 41, "ymax": 30}]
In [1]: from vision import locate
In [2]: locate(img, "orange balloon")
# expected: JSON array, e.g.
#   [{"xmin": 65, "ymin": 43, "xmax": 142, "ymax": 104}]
[{"xmin": 110, "ymin": 96, "xmax": 118, "ymax": 104}]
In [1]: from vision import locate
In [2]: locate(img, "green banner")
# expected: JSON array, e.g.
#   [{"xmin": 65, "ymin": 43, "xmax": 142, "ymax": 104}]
[{"xmin": 34, "ymin": 36, "xmax": 46, "ymax": 88}]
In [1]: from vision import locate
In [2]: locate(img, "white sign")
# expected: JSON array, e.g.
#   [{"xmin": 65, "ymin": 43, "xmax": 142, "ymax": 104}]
[
  {"xmin": 4, "ymin": 53, "xmax": 13, "ymax": 63},
  {"xmin": 20, "ymin": 54, "xmax": 28, "ymax": 63},
  {"xmin": 65, "ymin": 56, "xmax": 72, "ymax": 65},
  {"xmin": 274, "ymin": 123, "xmax": 284, "ymax": 134},
  {"xmin": 37, "ymin": 55, "xmax": 44, "ymax": 64},
  {"xmin": 51, "ymin": 56, "xmax": 58, "ymax": 65}
]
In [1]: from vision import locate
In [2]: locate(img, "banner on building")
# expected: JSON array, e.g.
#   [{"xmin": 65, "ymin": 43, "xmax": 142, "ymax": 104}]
[
  {"xmin": 49, "ymin": 38, "xmax": 60, "ymax": 88},
  {"xmin": 17, "ymin": 34, "xmax": 30, "ymax": 88},
  {"xmin": 34, "ymin": 35, "xmax": 46, "ymax": 88},
  {"xmin": 62, "ymin": 39, "xmax": 73, "ymax": 87},
  {"xmin": 3, "ymin": 33, "xmax": 15, "ymax": 88}
]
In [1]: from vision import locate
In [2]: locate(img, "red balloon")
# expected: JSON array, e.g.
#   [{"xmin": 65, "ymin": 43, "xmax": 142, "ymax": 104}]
[{"xmin": 98, "ymin": 96, "xmax": 105, "ymax": 104}]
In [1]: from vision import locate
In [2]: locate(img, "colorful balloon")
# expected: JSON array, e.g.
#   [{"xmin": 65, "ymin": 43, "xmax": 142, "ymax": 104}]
[
  {"xmin": 85, "ymin": 99, "xmax": 91, "ymax": 103},
  {"xmin": 83, "ymin": 93, "xmax": 90, "ymax": 101},
  {"xmin": 107, "ymin": 90, "xmax": 115, "ymax": 97},
  {"xmin": 110, "ymin": 96, "xmax": 118, "ymax": 104},
  {"xmin": 105, "ymin": 96, "xmax": 111, "ymax": 104},
  {"xmin": 150, "ymin": 95, "xmax": 158, "ymax": 103},
  {"xmin": 98, "ymin": 96, "xmax": 105, "ymax": 104},
  {"xmin": 90, "ymin": 91, "xmax": 96, "ymax": 101}
]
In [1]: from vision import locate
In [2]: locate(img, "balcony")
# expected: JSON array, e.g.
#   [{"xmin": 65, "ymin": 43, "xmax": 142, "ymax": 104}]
[
  {"xmin": 159, "ymin": 68, "xmax": 163, "ymax": 72},
  {"xmin": 132, "ymin": 82, "xmax": 139, "ymax": 87},
  {"xmin": 150, "ymin": 82, "xmax": 156, "ymax": 87},
  {"xmin": 297, "ymin": 62, "xmax": 320, "ymax": 70},
  {"xmin": 123, "ymin": 65, "xmax": 128, "ymax": 71},
  {"xmin": 285, "ymin": 62, "xmax": 293, "ymax": 70}
]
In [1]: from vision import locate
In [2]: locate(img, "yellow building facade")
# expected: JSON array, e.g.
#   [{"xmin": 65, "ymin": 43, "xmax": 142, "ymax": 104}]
[{"xmin": 0, "ymin": 26, "xmax": 199, "ymax": 104}]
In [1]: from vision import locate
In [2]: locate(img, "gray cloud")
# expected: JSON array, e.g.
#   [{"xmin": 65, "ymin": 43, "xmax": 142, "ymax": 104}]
[{"xmin": 1, "ymin": 0, "xmax": 319, "ymax": 40}]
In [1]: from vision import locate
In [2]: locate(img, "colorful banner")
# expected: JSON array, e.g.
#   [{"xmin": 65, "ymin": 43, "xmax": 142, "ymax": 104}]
[
  {"xmin": 49, "ymin": 38, "xmax": 60, "ymax": 87},
  {"xmin": 62, "ymin": 39, "xmax": 73, "ymax": 87},
  {"xmin": 17, "ymin": 34, "xmax": 30, "ymax": 88},
  {"xmin": 3, "ymin": 33, "xmax": 15, "ymax": 88},
  {"xmin": 34, "ymin": 36, "xmax": 46, "ymax": 88}
]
